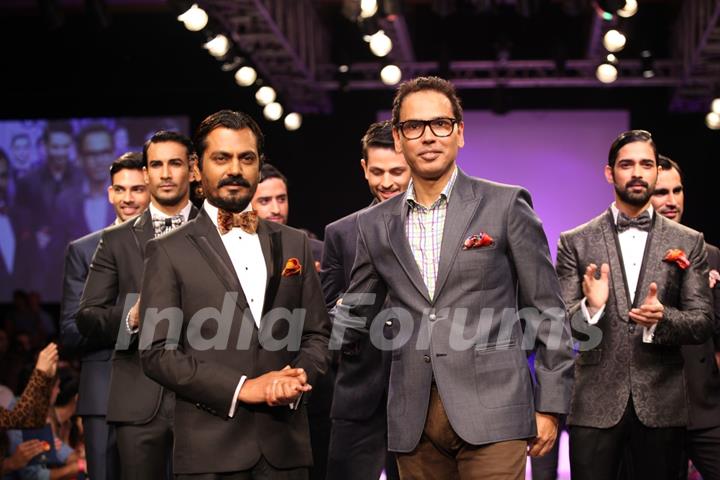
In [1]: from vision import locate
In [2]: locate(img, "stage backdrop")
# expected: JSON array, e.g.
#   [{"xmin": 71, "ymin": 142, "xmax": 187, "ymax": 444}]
[
  {"xmin": 380, "ymin": 109, "xmax": 630, "ymax": 260},
  {"xmin": 0, "ymin": 116, "xmax": 189, "ymax": 302}
]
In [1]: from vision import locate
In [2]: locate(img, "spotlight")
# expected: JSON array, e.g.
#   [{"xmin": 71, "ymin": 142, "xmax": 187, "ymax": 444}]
[
  {"xmin": 360, "ymin": 0, "xmax": 378, "ymax": 19},
  {"xmin": 255, "ymin": 86, "xmax": 277, "ymax": 106},
  {"xmin": 367, "ymin": 30, "xmax": 392, "ymax": 57},
  {"xmin": 284, "ymin": 113, "xmax": 302, "ymax": 131},
  {"xmin": 617, "ymin": 0, "xmax": 638, "ymax": 18},
  {"xmin": 641, "ymin": 50, "xmax": 655, "ymax": 78},
  {"xmin": 263, "ymin": 102, "xmax": 283, "ymax": 122},
  {"xmin": 177, "ymin": 4, "xmax": 208, "ymax": 31},
  {"xmin": 380, "ymin": 64, "xmax": 402, "ymax": 85},
  {"xmin": 234, "ymin": 66, "xmax": 257, "ymax": 87},
  {"xmin": 711, "ymin": 98, "xmax": 720, "ymax": 114},
  {"xmin": 338, "ymin": 64, "xmax": 349, "ymax": 73},
  {"xmin": 596, "ymin": 63, "xmax": 618, "ymax": 84},
  {"xmin": 603, "ymin": 29, "xmax": 626, "ymax": 53},
  {"xmin": 606, "ymin": 54, "xmax": 617, "ymax": 63},
  {"xmin": 204, "ymin": 34, "xmax": 230, "ymax": 58},
  {"xmin": 706, "ymin": 112, "xmax": 720, "ymax": 130}
]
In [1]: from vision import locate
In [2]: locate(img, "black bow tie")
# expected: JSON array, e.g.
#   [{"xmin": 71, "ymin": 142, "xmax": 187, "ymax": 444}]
[
  {"xmin": 616, "ymin": 211, "xmax": 652, "ymax": 233},
  {"xmin": 152, "ymin": 214, "xmax": 184, "ymax": 237}
]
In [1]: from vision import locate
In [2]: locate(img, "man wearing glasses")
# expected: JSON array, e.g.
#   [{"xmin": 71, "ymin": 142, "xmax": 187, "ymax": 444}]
[{"xmin": 333, "ymin": 76, "xmax": 574, "ymax": 479}]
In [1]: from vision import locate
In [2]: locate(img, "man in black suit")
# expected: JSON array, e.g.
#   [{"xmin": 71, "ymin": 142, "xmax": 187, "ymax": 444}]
[
  {"xmin": 323, "ymin": 120, "xmax": 409, "ymax": 480},
  {"xmin": 650, "ymin": 155, "xmax": 720, "ymax": 480},
  {"xmin": 556, "ymin": 130, "xmax": 714, "ymax": 480},
  {"xmin": 0, "ymin": 149, "xmax": 36, "ymax": 301},
  {"xmin": 60, "ymin": 152, "xmax": 149, "ymax": 480},
  {"xmin": 139, "ymin": 110, "xmax": 331, "ymax": 479},
  {"xmin": 77, "ymin": 130, "xmax": 197, "ymax": 480}
]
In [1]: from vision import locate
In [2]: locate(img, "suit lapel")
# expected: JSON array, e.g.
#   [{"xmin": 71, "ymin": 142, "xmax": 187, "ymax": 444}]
[
  {"xmin": 185, "ymin": 210, "xmax": 250, "ymax": 314},
  {"xmin": 602, "ymin": 210, "xmax": 631, "ymax": 322},
  {"xmin": 258, "ymin": 220, "xmax": 282, "ymax": 315},
  {"xmin": 386, "ymin": 206, "xmax": 431, "ymax": 303},
  {"xmin": 633, "ymin": 213, "xmax": 663, "ymax": 308},
  {"xmin": 433, "ymin": 172, "xmax": 481, "ymax": 302},
  {"xmin": 129, "ymin": 210, "xmax": 155, "ymax": 283}
]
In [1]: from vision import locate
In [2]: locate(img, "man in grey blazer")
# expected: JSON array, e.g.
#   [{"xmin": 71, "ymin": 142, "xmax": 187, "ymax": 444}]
[
  {"xmin": 60, "ymin": 152, "xmax": 149, "ymax": 480},
  {"xmin": 651, "ymin": 155, "xmax": 720, "ymax": 479},
  {"xmin": 323, "ymin": 120, "xmax": 409, "ymax": 480},
  {"xmin": 556, "ymin": 130, "xmax": 714, "ymax": 480},
  {"xmin": 334, "ymin": 76, "xmax": 574, "ymax": 479}
]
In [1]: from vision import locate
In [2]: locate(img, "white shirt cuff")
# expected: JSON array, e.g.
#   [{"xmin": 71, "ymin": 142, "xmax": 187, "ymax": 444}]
[
  {"xmin": 643, "ymin": 324, "xmax": 657, "ymax": 343},
  {"xmin": 125, "ymin": 311, "xmax": 139, "ymax": 335},
  {"xmin": 228, "ymin": 375, "xmax": 247, "ymax": 418},
  {"xmin": 581, "ymin": 297, "xmax": 605, "ymax": 325}
]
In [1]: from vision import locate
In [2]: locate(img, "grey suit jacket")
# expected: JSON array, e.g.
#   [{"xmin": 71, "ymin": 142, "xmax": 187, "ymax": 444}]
[
  {"xmin": 334, "ymin": 168, "xmax": 574, "ymax": 452},
  {"xmin": 60, "ymin": 229, "xmax": 113, "ymax": 417},
  {"xmin": 556, "ymin": 210, "xmax": 714, "ymax": 429}
]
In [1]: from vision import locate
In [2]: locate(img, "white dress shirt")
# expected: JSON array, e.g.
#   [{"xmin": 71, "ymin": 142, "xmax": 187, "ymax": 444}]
[
  {"xmin": 582, "ymin": 203, "xmax": 657, "ymax": 343},
  {"xmin": 0, "ymin": 213, "xmax": 15, "ymax": 274},
  {"xmin": 149, "ymin": 200, "xmax": 193, "ymax": 224},
  {"xmin": 203, "ymin": 201, "xmax": 268, "ymax": 417}
]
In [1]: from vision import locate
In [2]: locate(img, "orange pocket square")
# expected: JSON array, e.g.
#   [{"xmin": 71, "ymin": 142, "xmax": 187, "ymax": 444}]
[{"xmin": 282, "ymin": 258, "xmax": 302, "ymax": 277}]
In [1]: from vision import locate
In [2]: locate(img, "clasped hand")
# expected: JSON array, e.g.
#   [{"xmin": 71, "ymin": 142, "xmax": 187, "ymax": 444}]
[{"xmin": 239, "ymin": 366, "xmax": 312, "ymax": 407}]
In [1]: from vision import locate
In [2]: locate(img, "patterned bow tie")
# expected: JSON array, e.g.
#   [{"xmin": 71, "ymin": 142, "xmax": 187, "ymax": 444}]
[
  {"xmin": 217, "ymin": 209, "xmax": 258, "ymax": 235},
  {"xmin": 152, "ymin": 214, "xmax": 184, "ymax": 237},
  {"xmin": 616, "ymin": 211, "xmax": 652, "ymax": 233}
]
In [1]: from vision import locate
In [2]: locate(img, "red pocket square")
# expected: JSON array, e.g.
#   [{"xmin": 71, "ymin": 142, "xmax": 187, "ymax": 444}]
[
  {"xmin": 462, "ymin": 233, "xmax": 494, "ymax": 250},
  {"xmin": 282, "ymin": 258, "xmax": 303, "ymax": 277},
  {"xmin": 663, "ymin": 249, "xmax": 690, "ymax": 270}
]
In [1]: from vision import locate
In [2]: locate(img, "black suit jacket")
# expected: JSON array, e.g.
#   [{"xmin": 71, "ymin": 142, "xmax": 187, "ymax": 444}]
[
  {"xmin": 139, "ymin": 209, "xmax": 331, "ymax": 474},
  {"xmin": 682, "ymin": 243, "xmax": 720, "ymax": 430},
  {"xmin": 77, "ymin": 206, "xmax": 198, "ymax": 423},
  {"xmin": 557, "ymin": 210, "xmax": 714, "ymax": 429},
  {"xmin": 321, "ymin": 200, "xmax": 390, "ymax": 421},
  {"xmin": 0, "ymin": 207, "xmax": 36, "ymax": 302},
  {"xmin": 60, "ymin": 229, "xmax": 114, "ymax": 417}
]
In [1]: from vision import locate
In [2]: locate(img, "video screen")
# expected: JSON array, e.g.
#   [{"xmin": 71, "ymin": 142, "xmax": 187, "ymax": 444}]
[{"xmin": 0, "ymin": 116, "xmax": 190, "ymax": 302}]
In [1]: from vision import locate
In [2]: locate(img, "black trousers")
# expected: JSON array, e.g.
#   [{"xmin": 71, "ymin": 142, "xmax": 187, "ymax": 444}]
[
  {"xmin": 326, "ymin": 406, "xmax": 399, "ymax": 480},
  {"xmin": 83, "ymin": 415, "xmax": 120, "ymax": 480},
  {"xmin": 570, "ymin": 398, "xmax": 685, "ymax": 480},
  {"xmin": 175, "ymin": 457, "xmax": 308, "ymax": 480},
  {"xmin": 116, "ymin": 390, "xmax": 174, "ymax": 480},
  {"xmin": 530, "ymin": 415, "xmax": 566, "ymax": 480},
  {"xmin": 685, "ymin": 424, "xmax": 720, "ymax": 480}
]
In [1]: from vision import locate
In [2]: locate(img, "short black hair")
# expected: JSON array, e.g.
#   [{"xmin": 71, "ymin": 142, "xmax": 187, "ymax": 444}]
[
  {"xmin": 259, "ymin": 162, "xmax": 287, "ymax": 186},
  {"xmin": 361, "ymin": 120, "xmax": 395, "ymax": 160},
  {"xmin": 109, "ymin": 151, "xmax": 144, "ymax": 181},
  {"xmin": 657, "ymin": 154, "xmax": 684, "ymax": 184},
  {"xmin": 392, "ymin": 76, "xmax": 463, "ymax": 126},
  {"xmin": 193, "ymin": 110, "xmax": 264, "ymax": 169},
  {"xmin": 77, "ymin": 123, "xmax": 114, "ymax": 154},
  {"xmin": 42, "ymin": 120, "xmax": 73, "ymax": 144},
  {"xmin": 10, "ymin": 133, "xmax": 30, "ymax": 146},
  {"xmin": 608, "ymin": 129, "xmax": 657, "ymax": 168},
  {"xmin": 142, "ymin": 130, "xmax": 194, "ymax": 167}
]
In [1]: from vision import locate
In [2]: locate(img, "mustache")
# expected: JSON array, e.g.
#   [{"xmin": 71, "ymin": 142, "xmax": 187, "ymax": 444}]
[
  {"xmin": 625, "ymin": 179, "xmax": 648, "ymax": 189},
  {"xmin": 217, "ymin": 176, "xmax": 251, "ymax": 189}
]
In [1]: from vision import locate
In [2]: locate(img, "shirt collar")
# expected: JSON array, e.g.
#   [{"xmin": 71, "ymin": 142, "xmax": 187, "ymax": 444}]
[
  {"xmin": 405, "ymin": 167, "xmax": 458, "ymax": 209},
  {"xmin": 149, "ymin": 200, "xmax": 192, "ymax": 223},
  {"xmin": 203, "ymin": 200, "xmax": 253, "ymax": 230},
  {"xmin": 610, "ymin": 203, "xmax": 654, "ymax": 225}
]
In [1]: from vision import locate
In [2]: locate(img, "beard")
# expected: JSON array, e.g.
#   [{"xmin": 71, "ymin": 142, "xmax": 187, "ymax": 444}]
[
  {"xmin": 206, "ymin": 175, "xmax": 256, "ymax": 213},
  {"xmin": 154, "ymin": 186, "xmax": 188, "ymax": 208},
  {"xmin": 614, "ymin": 178, "xmax": 653, "ymax": 207}
]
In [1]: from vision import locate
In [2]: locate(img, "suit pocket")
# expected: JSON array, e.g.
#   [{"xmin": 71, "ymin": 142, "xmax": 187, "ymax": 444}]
[
  {"xmin": 458, "ymin": 250, "xmax": 505, "ymax": 291},
  {"xmin": 473, "ymin": 348, "xmax": 530, "ymax": 408},
  {"xmin": 576, "ymin": 349, "xmax": 602, "ymax": 366}
]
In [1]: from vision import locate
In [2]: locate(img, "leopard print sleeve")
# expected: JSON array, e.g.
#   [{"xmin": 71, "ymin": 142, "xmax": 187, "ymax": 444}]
[{"xmin": 0, "ymin": 369, "xmax": 53, "ymax": 428}]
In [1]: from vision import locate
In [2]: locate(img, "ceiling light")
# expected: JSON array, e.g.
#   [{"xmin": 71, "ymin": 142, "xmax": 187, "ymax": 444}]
[
  {"xmin": 284, "ymin": 113, "xmax": 302, "ymax": 131},
  {"xmin": 255, "ymin": 86, "xmax": 277, "ymax": 106},
  {"xmin": 617, "ymin": 0, "xmax": 638, "ymax": 18},
  {"xmin": 263, "ymin": 102, "xmax": 283, "ymax": 121},
  {"xmin": 380, "ymin": 64, "xmax": 402, "ymax": 85},
  {"xmin": 204, "ymin": 34, "xmax": 230, "ymax": 58},
  {"xmin": 596, "ymin": 63, "xmax": 618, "ymax": 84},
  {"xmin": 706, "ymin": 112, "xmax": 720, "ymax": 130},
  {"xmin": 711, "ymin": 98, "xmax": 720, "ymax": 114},
  {"xmin": 177, "ymin": 4, "xmax": 208, "ymax": 32},
  {"xmin": 360, "ymin": 0, "xmax": 378, "ymax": 19},
  {"xmin": 603, "ymin": 29, "xmax": 626, "ymax": 53},
  {"xmin": 234, "ymin": 66, "xmax": 257, "ymax": 87},
  {"xmin": 368, "ymin": 30, "xmax": 392, "ymax": 57}
]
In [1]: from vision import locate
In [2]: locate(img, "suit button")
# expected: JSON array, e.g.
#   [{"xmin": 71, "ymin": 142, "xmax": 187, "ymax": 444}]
[
  {"xmin": 628, "ymin": 324, "xmax": 636, "ymax": 333},
  {"xmin": 423, "ymin": 355, "xmax": 431, "ymax": 363},
  {"xmin": 429, "ymin": 314, "xmax": 437, "ymax": 321},
  {"xmin": 385, "ymin": 320, "xmax": 393, "ymax": 326}
]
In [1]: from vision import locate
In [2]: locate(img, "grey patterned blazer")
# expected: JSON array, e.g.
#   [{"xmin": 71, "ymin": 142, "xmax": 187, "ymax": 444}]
[{"xmin": 556, "ymin": 209, "xmax": 714, "ymax": 429}]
